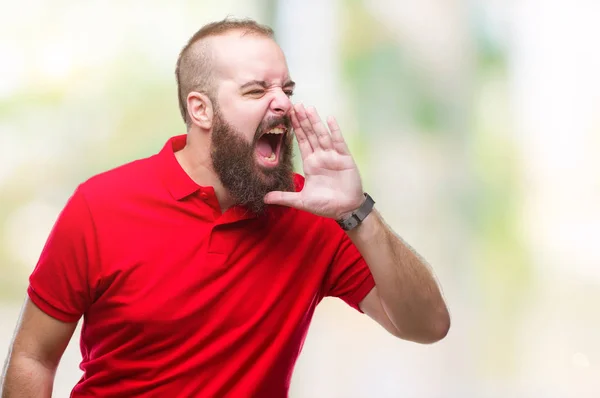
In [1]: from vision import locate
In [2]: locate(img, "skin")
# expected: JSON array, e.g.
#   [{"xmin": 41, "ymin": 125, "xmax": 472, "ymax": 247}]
[
  {"xmin": 1, "ymin": 28, "xmax": 450, "ymax": 397},
  {"xmin": 1, "ymin": 299, "xmax": 76, "ymax": 397}
]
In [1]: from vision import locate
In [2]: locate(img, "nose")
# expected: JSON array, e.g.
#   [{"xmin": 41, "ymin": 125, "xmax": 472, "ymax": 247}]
[{"xmin": 270, "ymin": 88, "xmax": 292, "ymax": 116}]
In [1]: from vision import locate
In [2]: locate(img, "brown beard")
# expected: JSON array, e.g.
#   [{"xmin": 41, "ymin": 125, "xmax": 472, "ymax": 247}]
[{"xmin": 210, "ymin": 107, "xmax": 295, "ymax": 215}]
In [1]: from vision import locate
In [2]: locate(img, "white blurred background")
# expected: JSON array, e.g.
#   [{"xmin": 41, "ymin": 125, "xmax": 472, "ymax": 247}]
[{"xmin": 1, "ymin": 0, "xmax": 599, "ymax": 397}]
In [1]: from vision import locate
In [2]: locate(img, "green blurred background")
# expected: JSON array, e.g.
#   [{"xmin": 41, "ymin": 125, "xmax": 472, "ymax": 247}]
[{"xmin": 1, "ymin": 0, "xmax": 599, "ymax": 397}]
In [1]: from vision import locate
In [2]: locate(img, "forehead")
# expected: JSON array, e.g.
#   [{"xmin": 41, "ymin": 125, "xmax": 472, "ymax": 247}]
[{"xmin": 209, "ymin": 31, "xmax": 290, "ymax": 84}]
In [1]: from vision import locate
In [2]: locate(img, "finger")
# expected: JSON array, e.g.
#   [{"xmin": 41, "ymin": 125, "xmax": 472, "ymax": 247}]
[
  {"xmin": 306, "ymin": 106, "xmax": 333, "ymax": 150},
  {"xmin": 290, "ymin": 108, "xmax": 313, "ymax": 159},
  {"xmin": 263, "ymin": 191, "xmax": 305, "ymax": 210},
  {"xmin": 295, "ymin": 104, "xmax": 321, "ymax": 151},
  {"xmin": 327, "ymin": 116, "xmax": 351, "ymax": 155}
]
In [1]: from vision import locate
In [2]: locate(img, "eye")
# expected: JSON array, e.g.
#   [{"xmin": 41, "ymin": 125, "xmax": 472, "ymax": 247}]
[
  {"xmin": 246, "ymin": 89, "xmax": 265, "ymax": 96},
  {"xmin": 284, "ymin": 90, "xmax": 294, "ymax": 97}
]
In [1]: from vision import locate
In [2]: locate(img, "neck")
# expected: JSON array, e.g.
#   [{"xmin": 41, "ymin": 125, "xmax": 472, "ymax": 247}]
[{"xmin": 174, "ymin": 131, "xmax": 236, "ymax": 212}]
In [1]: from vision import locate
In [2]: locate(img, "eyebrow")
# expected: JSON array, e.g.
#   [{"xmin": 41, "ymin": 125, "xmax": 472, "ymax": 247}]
[{"xmin": 240, "ymin": 80, "xmax": 296, "ymax": 90}]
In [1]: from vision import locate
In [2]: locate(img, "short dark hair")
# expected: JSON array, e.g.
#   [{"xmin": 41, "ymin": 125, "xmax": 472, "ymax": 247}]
[{"xmin": 175, "ymin": 18, "xmax": 275, "ymax": 127}]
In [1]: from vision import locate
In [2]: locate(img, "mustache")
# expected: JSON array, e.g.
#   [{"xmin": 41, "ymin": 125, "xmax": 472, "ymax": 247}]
[{"xmin": 254, "ymin": 115, "xmax": 292, "ymax": 141}]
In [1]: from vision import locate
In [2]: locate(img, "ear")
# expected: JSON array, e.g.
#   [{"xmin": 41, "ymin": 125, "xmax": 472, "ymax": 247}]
[{"xmin": 187, "ymin": 91, "xmax": 214, "ymax": 130}]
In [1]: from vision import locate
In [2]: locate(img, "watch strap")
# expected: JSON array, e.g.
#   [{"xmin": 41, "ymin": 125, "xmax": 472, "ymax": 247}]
[{"xmin": 336, "ymin": 193, "xmax": 375, "ymax": 231}]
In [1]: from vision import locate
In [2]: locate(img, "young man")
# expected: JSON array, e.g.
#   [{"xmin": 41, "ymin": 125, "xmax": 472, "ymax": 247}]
[{"xmin": 1, "ymin": 18, "xmax": 450, "ymax": 397}]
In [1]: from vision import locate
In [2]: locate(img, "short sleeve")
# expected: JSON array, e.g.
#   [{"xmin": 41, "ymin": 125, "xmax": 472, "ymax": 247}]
[
  {"xmin": 322, "ymin": 220, "xmax": 375, "ymax": 312},
  {"xmin": 27, "ymin": 186, "xmax": 99, "ymax": 323}
]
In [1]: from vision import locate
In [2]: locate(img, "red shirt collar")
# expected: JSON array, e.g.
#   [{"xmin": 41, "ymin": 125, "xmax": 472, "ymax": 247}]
[{"xmin": 158, "ymin": 134, "xmax": 203, "ymax": 201}]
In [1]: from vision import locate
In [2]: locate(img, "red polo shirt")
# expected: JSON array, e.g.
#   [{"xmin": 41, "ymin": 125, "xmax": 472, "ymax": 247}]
[{"xmin": 28, "ymin": 134, "xmax": 375, "ymax": 397}]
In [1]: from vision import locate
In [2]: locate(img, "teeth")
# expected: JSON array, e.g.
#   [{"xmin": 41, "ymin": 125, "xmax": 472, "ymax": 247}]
[
  {"xmin": 266, "ymin": 128, "xmax": 284, "ymax": 135},
  {"xmin": 264, "ymin": 153, "xmax": 276, "ymax": 161}
]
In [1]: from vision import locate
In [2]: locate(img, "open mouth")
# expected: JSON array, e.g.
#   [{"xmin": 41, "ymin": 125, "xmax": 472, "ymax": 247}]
[{"xmin": 255, "ymin": 126, "xmax": 287, "ymax": 166}]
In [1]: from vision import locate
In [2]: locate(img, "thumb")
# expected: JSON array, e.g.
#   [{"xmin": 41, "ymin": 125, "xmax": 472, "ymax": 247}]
[{"xmin": 264, "ymin": 191, "xmax": 305, "ymax": 209}]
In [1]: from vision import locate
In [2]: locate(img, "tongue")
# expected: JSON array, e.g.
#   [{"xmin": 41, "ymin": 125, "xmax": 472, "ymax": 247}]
[{"xmin": 256, "ymin": 136, "xmax": 273, "ymax": 157}]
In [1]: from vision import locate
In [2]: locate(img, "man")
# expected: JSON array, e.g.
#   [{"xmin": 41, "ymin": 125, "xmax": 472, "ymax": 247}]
[{"xmin": 1, "ymin": 18, "xmax": 450, "ymax": 397}]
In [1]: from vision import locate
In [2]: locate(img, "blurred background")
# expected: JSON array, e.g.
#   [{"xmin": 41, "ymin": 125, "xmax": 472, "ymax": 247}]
[{"xmin": 1, "ymin": 0, "xmax": 599, "ymax": 397}]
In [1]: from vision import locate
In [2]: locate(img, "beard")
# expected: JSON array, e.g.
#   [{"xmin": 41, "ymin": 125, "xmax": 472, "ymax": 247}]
[{"xmin": 210, "ymin": 107, "xmax": 295, "ymax": 215}]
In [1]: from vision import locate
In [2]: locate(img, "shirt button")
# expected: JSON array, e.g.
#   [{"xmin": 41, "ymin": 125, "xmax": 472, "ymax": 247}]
[{"xmin": 199, "ymin": 192, "xmax": 209, "ymax": 200}]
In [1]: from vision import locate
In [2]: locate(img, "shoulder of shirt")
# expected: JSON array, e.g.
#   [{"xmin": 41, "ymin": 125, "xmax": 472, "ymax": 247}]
[{"xmin": 75, "ymin": 153, "xmax": 159, "ymax": 203}]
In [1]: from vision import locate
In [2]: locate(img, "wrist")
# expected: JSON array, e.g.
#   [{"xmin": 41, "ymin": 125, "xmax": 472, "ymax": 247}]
[
  {"xmin": 345, "ymin": 207, "xmax": 378, "ymax": 238},
  {"xmin": 338, "ymin": 197, "xmax": 366, "ymax": 220},
  {"xmin": 336, "ymin": 193, "xmax": 375, "ymax": 231}
]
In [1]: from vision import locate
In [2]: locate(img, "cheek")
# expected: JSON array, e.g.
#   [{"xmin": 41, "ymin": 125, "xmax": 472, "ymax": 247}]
[
  {"xmin": 227, "ymin": 106, "xmax": 266, "ymax": 139},
  {"xmin": 216, "ymin": 89, "xmax": 268, "ymax": 139}
]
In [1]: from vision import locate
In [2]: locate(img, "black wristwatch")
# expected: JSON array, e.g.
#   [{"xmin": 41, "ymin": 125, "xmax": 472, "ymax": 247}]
[{"xmin": 336, "ymin": 193, "xmax": 375, "ymax": 231}]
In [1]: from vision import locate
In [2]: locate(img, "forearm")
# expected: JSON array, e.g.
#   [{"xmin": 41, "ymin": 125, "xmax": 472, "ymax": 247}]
[
  {"xmin": 1, "ymin": 355, "xmax": 54, "ymax": 398},
  {"xmin": 347, "ymin": 209, "xmax": 450, "ymax": 343}
]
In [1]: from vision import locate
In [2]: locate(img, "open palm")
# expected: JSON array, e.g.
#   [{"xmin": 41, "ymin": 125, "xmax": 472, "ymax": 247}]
[{"xmin": 264, "ymin": 104, "xmax": 365, "ymax": 220}]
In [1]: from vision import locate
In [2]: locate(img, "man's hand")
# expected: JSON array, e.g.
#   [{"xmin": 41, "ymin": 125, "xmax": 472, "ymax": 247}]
[
  {"xmin": 264, "ymin": 104, "xmax": 364, "ymax": 219},
  {"xmin": 265, "ymin": 105, "xmax": 450, "ymax": 343}
]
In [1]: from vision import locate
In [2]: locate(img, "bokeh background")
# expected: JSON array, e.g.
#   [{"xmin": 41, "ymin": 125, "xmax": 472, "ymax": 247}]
[{"xmin": 1, "ymin": 0, "xmax": 599, "ymax": 397}]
